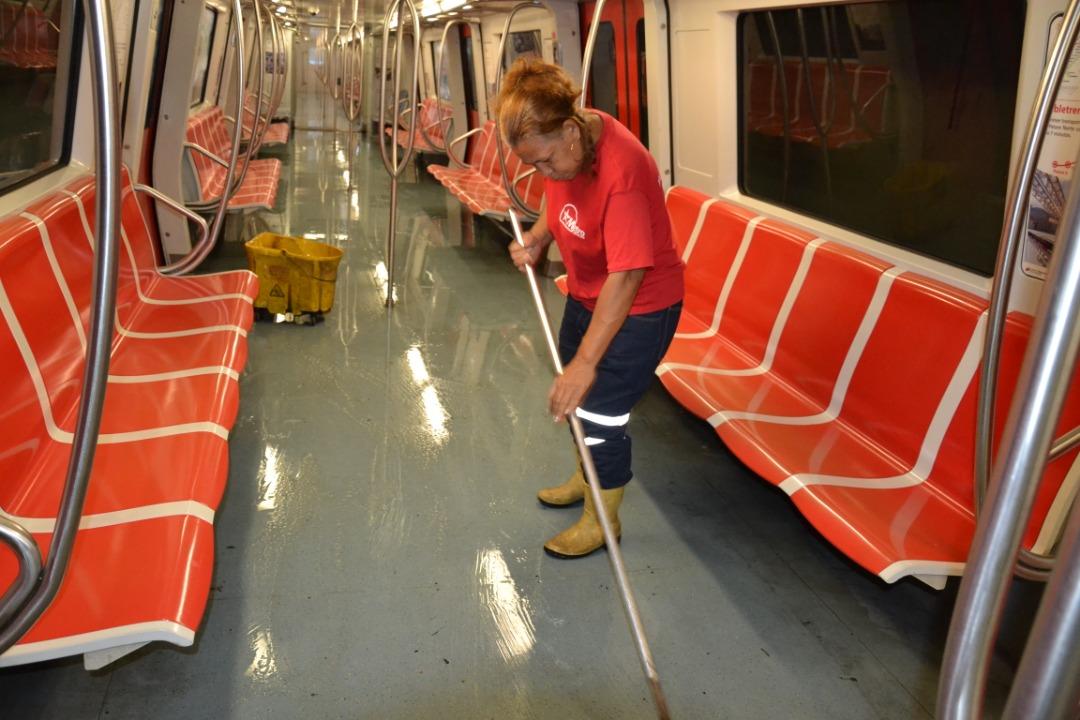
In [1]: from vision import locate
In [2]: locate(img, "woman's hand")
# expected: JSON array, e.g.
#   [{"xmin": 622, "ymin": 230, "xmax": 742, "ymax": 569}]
[
  {"xmin": 509, "ymin": 229, "xmax": 544, "ymax": 271},
  {"xmin": 548, "ymin": 358, "xmax": 597, "ymax": 422}
]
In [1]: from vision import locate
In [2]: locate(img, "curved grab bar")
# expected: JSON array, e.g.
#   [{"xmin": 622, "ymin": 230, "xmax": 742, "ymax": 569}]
[
  {"xmin": 134, "ymin": 183, "xmax": 210, "ymax": 253},
  {"xmin": 434, "ymin": 18, "xmax": 471, "ymax": 165},
  {"xmin": 579, "ymin": 0, "xmax": 607, "ymax": 110},
  {"xmin": 938, "ymin": 6, "xmax": 1080, "ymax": 714},
  {"xmin": 164, "ymin": 0, "xmax": 246, "ymax": 275},
  {"xmin": 244, "ymin": 0, "xmax": 271, "ymax": 158},
  {"xmin": 378, "ymin": 0, "xmax": 420, "ymax": 178},
  {"xmin": 271, "ymin": 10, "xmax": 288, "ymax": 116},
  {"xmin": 0, "ymin": 0, "xmax": 122, "ymax": 656},
  {"xmin": 378, "ymin": 0, "xmax": 421, "ymax": 308},
  {"xmin": 0, "ymin": 517, "xmax": 41, "ymax": 631},
  {"xmin": 493, "ymin": 1, "xmax": 554, "ymax": 219},
  {"xmin": 974, "ymin": 2, "xmax": 1080, "ymax": 581},
  {"xmin": 330, "ymin": 30, "xmax": 343, "ymax": 100},
  {"xmin": 342, "ymin": 22, "xmax": 360, "ymax": 119},
  {"xmin": 344, "ymin": 25, "xmax": 366, "ymax": 122}
]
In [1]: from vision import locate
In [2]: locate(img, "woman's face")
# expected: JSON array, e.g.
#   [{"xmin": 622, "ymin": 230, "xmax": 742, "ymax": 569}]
[{"xmin": 512, "ymin": 121, "xmax": 580, "ymax": 181}]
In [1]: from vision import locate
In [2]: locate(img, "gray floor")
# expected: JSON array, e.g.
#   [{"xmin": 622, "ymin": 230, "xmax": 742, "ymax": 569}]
[{"xmin": 1, "ymin": 91, "xmax": 1017, "ymax": 719}]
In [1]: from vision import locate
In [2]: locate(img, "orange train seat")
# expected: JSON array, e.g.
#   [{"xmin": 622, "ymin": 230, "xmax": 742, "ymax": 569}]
[
  {"xmin": 0, "ymin": 170, "xmax": 254, "ymax": 667},
  {"xmin": 240, "ymin": 94, "xmax": 290, "ymax": 148},
  {"xmin": 185, "ymin": 105, "xmax": 281, "ymax": 211},
  {"xmin": 552, "ymin": 186, "xmax": 1080, "ymax": 588},
  {"xmin": 386, "ymin": 97, "xmax": 454, "ymax": 154},
  {"xmin": 427, "ymin": 121, "xmax": 544, "ymax": 220}
]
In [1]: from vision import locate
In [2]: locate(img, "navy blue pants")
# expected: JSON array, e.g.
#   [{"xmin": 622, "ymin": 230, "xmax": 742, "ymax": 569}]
[{"xmin": 558, "ymin": 297, "xmax": 682, "ymax": 489}]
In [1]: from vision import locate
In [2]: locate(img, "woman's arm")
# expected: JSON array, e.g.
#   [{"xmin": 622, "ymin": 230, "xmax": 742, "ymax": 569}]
[
  {"xmin": 548, "ymin": 268, "xmax": 646, "ymax": 420},
  {"xmin": 508, "ymin": 196, "xmax": 551, "ymax": 269}
]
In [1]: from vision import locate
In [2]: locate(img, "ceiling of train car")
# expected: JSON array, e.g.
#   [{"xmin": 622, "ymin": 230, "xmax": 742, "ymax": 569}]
[{"xmin": 288, "ymin": 0, "xmax": 553, "ymax": 29}]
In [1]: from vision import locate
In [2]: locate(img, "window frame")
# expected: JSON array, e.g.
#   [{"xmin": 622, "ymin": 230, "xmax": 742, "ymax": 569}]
[{"xmin": 0, "ymin": 0, "xmax": 84, "ymax": 197}]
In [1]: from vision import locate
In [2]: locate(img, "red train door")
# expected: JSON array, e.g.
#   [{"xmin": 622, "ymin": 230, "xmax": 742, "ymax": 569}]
[{"xmin": 580, "ymin": 0, "xmax": 648, "ymax": 146}]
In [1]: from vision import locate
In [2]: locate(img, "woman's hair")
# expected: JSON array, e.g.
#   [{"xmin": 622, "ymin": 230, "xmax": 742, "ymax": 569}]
[{"xmin": 494, "ymin": 57, "xmax": 595, "ymax": 167}]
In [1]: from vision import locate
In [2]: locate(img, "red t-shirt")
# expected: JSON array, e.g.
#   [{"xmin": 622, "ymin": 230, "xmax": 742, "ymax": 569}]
[{"xmin": 543, "ymin": 110, "xmax": 684, "ymax": 314}]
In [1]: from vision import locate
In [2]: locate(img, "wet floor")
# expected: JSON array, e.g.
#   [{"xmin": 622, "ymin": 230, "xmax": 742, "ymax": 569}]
[{"xmin": 0, "ymin": 90, "xmax": 1016, "ymax": 718}]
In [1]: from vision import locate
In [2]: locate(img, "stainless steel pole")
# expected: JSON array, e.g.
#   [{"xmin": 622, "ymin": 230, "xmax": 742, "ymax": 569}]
[
  {"xmin": 0, "ymin": 517, "xmax": 41, "ymax": 629},
  {"xmin": 0, "ymin": 0, "xmax": 121, "ymax": 655},
  {"xmin": 579, "ymin": 0, "xmax": 607, "ymax": 110},
  {"xmin": 377, "ymin": 0, "xmax": 419, "ymax": 309},
  {"xmin": 508, "ymin": 209, "xmax": 671, "ymax": 720},
  {"xmin": 938, "ymin": 139, "xmax": 1080, "ymax": 719},
  {"xmin": 1003, "ymin": 495, "xmax": 1080, "ymax": 719},
  {"xmin": 976, "ymin": 0, "xmax": 1080, "ymax": 521}
]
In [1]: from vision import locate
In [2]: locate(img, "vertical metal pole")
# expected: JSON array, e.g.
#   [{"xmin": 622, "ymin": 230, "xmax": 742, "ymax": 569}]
[
  {"xmin": 378, "ymin": 0, "xmax": 419, "ymax": 309},
  {"xmin": 1003, "ymin": 496, "xmax": 1080, "ymax": 720},
  {"xmin": 579, "ymin": 0, "xmax": 607, "ymax": 109},
  {"xmin": 509, "ymin": 209, "xmax": 671, "ymax": 720},
  {"xmin": 0, "ymin": 0, "xmax": 120, "ymax": 655},
  {"xmin": 976, "ymin": 0, "xmax": 1080, "ymax": 518},
  {"xmin": 938, "ymin": 141, "xmax": 1080, "ymax": 720}
]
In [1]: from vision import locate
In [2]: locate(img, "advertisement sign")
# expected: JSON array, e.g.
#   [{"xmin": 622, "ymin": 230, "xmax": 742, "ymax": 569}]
[{"xmin": 1024, "ymin": 15, "xmax": 1080, "ymax": 279}]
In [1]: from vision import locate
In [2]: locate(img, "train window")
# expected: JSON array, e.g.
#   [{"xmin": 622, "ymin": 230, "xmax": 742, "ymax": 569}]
[
  {"xmin": 589, "ymin": 22, "xmax": 618, "ymax": 119},
  {"xmin": 738, "ymin": 2, "xmax": 1024, "ymax": 276},
  {"xmin": 0, "ymin": 0, "xmax": 80, "ymax": 193},
  {"xmin": 503, "ymin": 29, "xmax": 542, "ymax": 68},
  {"xmin": 190, "ymin": 6, "xmax": 217, "ymax": 107}
]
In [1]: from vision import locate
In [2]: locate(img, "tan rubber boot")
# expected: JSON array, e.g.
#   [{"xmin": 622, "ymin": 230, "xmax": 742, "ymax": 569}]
[
  {"xmin": 537, "ymin": 462, "xmax": 587, "ymax": 507},
  {"xmin": 543, "ymin": 486, "xmax": 624, "ymax": 559}
]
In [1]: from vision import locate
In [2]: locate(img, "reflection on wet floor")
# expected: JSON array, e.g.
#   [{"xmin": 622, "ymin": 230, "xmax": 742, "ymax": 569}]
[{"xmin": 1, "ymin": 89, "xmax": 1014, "ymax": 719}]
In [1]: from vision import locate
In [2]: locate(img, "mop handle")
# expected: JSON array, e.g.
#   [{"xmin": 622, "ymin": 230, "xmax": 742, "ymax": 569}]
[{"xmin": 508, "ymin": 209, "xmax": 672, "ymax": 720}]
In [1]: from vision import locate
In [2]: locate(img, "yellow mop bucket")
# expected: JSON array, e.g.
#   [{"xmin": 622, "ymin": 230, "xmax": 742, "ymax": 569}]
[{"xmin": 245, "ymin": 233, "xmax": 344, "ymax": 315}]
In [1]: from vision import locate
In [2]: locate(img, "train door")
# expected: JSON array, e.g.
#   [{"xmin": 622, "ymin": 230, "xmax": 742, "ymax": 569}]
[{"xmin": 580, "ymin": 0, "xmax": 648, "ymax": 145}]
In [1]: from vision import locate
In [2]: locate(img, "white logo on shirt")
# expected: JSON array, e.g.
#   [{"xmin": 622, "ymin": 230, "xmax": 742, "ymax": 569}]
[{"xmin": 559, "ymin": 204, "xmax": 586, "ymax": 239}]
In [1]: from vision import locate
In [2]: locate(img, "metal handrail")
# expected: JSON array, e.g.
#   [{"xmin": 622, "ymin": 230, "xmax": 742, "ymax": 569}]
[
  {"xmin": 342, "ymin": 22, "xmax": 359, "ymax": 118},
  {"xmin": 1001, "ymin": 481, "xmax": 1080, "ymax": 719},
  {"xmin": 0, "ymin": 0, "xmax": 121, "ymax": 656},
  {"xmin": 378, "ymin": 0, "xmax": 420, "ymax": 309},
  {"xmin": 268, "ymin": 9, "xmax": 287, "ymax": 117},
  {"xmin": 133, "ymin": 183, "xmax": 210, "ymax": 253},
  {"xmin": 973, "ymin": 0, "xmax": 1080, "ymax": 581},
  {"xmin": 938, "ymin": 10, "xmax": 1080, "ymax": 716},
  {"xmin": 0, "ymin": 516, "xmax": 41, "ymax": 630},
  {"xmin": 330, "ymin": 29, "xmax": 343, "ymax": 100},
  {"xmin": 434, "ymin": 18, "xmax": 471, "ymax": 165},
  {"xmin": 939, "ymin": 137, "xmax": 1080, "ymax": 719},
  {"xmin": 166, "ymin": 0, "xmax": 246, "ymax": 275},
  {"xmin": 345, "ymin": 25, "xmax": 366, "ymax": 122},
  {"xmin": 579, "ymin": 0, "xmax": 607, "ymax": 111},
  {"xmin": 184, "ymin": 141, "xmax": 229, "ymax": 167},
  {"xmin": 245, "ymin": 0, "xmax": 271, "ymax": 154},
  {"xmin": 493, "ymin": 1, "xmax": 553, "ymax": 219}
]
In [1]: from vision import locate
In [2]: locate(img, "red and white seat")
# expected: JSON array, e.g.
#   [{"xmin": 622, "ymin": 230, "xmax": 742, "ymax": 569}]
[
  {"xmin": 386, "ymin": 97, "xmax": 454, "ymax": 154},
  {"xmin": 557, "ymin": 185, "xmax": 1080, "ymax": 588},
  {"xmin": 185, "ymin": 105, "xmax": 281, "ymax": 211},
  {"xmin": 427, "ymin": 121, "xmax": 544, "ymax": 220},
  {"xmin": 0, "ymin": 169, "xmax": 254, "ymax": 668}
]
